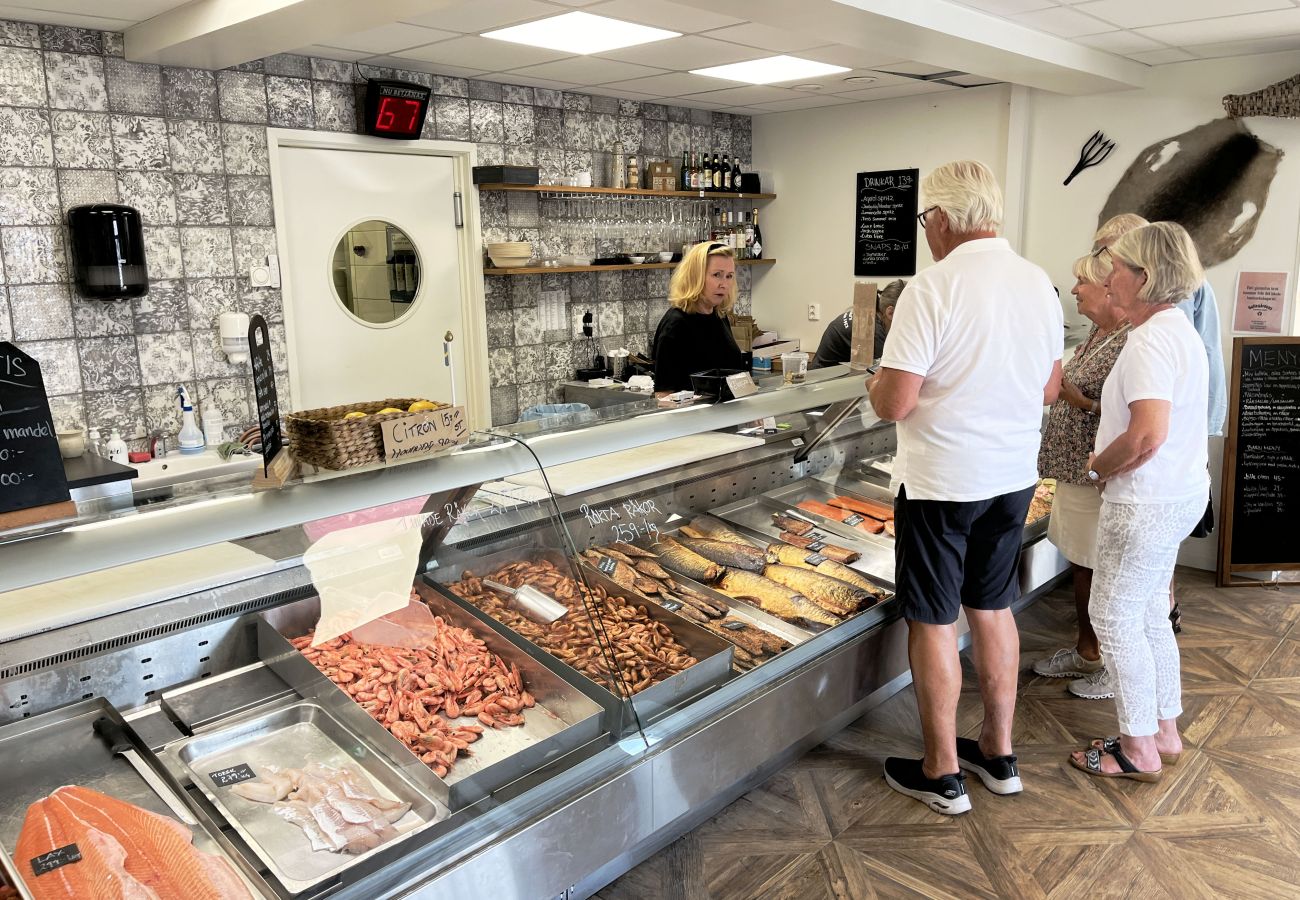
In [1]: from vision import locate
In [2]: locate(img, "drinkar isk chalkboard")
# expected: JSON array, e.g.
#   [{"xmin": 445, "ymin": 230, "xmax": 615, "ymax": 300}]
[{"xmin": 854, "ymin": 168, "xmax": 918, "ymax": 278}]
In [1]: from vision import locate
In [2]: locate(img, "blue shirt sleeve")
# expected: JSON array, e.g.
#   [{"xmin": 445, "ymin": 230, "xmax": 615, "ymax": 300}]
[{"xmin": 1176, "ymin": 280, "xmax": 1227, "ymax": 436}]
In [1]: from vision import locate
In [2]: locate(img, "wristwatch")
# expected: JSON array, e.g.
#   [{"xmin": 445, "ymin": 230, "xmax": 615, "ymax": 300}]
[{"xmin": 1086, "ymin": 468, "xmax": 1101, "ymax": 483}]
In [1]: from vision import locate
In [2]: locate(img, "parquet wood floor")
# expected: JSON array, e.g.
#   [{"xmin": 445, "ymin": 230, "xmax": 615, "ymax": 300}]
[{"xmin": 595, "ymin": 569, "xmax": 1300, "ymax": 900}]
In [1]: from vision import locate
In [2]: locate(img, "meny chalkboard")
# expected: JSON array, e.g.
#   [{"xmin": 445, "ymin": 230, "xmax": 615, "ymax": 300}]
[
  {"xmin": 0, "ymin": 342, "xmax": 72, "ymax": 517},
  {"xmin": 854, "ymin": 168, "xmax": 918, "ymax": 277},
  {"xmin": 248, "ymin": 314, "xmax": 283, "ymax": 476},
  {"xmin": 1218, "ymin": 336, "xmax": 1300, "ymax": 584}
]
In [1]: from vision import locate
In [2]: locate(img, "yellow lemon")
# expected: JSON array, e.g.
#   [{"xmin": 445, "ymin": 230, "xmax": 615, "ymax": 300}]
[
  {"xmin": 407, "ymin": 400, "xmax": 438, "ymax": 412},
  {"xmin": 343, "ymin": 411, "xmax": 367, "ymax": 420},
  {"xmin": 377, "ymin": 407, "xmax": 405, "ymax": 415}
]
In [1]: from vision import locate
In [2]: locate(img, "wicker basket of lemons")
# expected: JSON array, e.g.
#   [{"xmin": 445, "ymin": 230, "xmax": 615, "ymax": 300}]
[{"xmin": 286, "ymin": 398, "xmax": 449, "ymax": 470}]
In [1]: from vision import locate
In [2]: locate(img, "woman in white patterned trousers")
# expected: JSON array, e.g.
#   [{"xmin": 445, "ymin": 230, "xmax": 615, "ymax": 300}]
[{"xmin": 1069, "ymin": 223, "xmax": 1210, "ymax": 783}]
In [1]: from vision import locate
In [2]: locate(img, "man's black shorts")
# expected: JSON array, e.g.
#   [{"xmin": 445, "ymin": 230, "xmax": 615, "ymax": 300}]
[{"xmin": 894, "ymin": 483, "xmax": 1036, "ymax": 626}]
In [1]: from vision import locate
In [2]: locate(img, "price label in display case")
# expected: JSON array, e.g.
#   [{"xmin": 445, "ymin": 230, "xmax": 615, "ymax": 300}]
[{"xmin": 363, "ymin": 80, "xmax": 432, "ymax": 140}]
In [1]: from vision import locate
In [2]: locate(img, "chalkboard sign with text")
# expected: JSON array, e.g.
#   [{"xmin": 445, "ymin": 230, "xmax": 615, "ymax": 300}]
[
  {"xmin": 248, "ymin": 315, "xmax": 283, "ymax": 476},
  {"xmin": 0, "ymin": 342, "xmax": 72, "ymax": 518},
  {"xmin": 854, "ymin": 168, "xmax": 918, "ymax": 277},
  {"xmin": 1218, "ymin": 336, "xmax": 1300, "ymax": 585}
]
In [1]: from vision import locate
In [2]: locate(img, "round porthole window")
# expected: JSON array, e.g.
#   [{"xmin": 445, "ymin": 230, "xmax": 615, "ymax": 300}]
[{"xmin": 329, "ymin": 220, "xmax": 420, "ymax": 326}]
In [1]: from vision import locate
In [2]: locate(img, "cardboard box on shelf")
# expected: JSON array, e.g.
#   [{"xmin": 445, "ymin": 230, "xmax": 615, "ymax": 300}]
[{"xmin": 729, "ymin": 314, "xmax": 761, "ymax": 352}]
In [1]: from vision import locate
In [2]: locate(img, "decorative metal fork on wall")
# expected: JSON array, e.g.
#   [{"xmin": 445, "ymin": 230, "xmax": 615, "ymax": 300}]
[{"xmin": 1064, "ymin": 131, "xmax": 1116, "ymax": 185}]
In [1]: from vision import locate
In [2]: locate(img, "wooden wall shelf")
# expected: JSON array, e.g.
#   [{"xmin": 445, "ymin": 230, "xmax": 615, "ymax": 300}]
[
  {"xmin": 475, "ymin": 183, "xmax": 776, "ymax": 201},
  {"xmin": 483, "ymin": 258, "xmax": 776, "ymax": 276}
]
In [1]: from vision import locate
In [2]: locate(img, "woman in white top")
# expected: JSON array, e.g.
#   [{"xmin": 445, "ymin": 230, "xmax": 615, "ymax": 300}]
[{"xmin": 1069, "ymin": 222, "xmax": 1209, "ymax": 783}]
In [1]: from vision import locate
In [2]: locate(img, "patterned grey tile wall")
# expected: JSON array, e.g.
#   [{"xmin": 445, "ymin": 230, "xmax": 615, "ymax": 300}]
[{"xmin": 0, "ymin": 18, "xmax": 753, "ymax": 434}]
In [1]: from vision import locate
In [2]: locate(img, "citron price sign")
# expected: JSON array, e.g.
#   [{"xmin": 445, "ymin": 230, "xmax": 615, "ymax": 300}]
[{"xmin": 381, "ymin": 406, "xmax": 468, "ymax": 463}]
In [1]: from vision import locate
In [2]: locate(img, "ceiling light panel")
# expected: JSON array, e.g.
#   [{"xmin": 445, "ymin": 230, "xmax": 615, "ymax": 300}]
[
  {"xmin": 691, "ymin": 55, "xmax": 850, "ymax": 85},
  {"xmin": 482, "ymin": 11, "xmax": 680, "ymax": 55}
]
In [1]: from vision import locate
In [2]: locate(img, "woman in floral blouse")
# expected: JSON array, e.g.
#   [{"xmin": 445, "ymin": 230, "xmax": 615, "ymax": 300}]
[{"xmin": 1032, "ymin": 251, "xmax": 1130, "ymax": 695}]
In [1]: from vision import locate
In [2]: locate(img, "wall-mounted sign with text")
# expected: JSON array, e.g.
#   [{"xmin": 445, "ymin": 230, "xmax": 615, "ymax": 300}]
[
  {"xmin": 854, "ymin": 168, "xmax": 918, "ymax": 278},
  {"xmin": 1233, "ymin": 271, "xmax": 1291, "ymax": 335}
]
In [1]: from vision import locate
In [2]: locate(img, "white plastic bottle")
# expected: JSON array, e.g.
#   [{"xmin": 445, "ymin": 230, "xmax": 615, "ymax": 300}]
[
  {"xmin": 201, "ymin": 406, "xmax": 225, "ymax": 449},
  {"xmin": 87, "ymin": 428, "xmax": 103, "ymax": 457},
  {"xmin": 105, "ymin": 429, "xmax": 129, "ymax": 465},
  {"xmin": 177, "ymin": 385, "xmax": 205, "ymax": 455}
]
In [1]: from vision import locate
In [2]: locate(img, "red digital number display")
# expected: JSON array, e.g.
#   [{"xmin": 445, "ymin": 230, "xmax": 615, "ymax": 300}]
[{"xmin": 373, "ymin": 96, "xmax": 423, "ymax": 135}]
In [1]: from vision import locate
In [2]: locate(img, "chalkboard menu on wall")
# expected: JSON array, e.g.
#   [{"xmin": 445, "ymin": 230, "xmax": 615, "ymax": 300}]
[
  {"xmin": 0, "ymin": 342, "xmax": 72, "ymax": 520},
  {"xmin": 854, "ymin": 168, "xmax": 918, "ymax": 277},
  {"xmin": 1219, "ymin": 336, "xmax": 1300, "ymax": 584}
]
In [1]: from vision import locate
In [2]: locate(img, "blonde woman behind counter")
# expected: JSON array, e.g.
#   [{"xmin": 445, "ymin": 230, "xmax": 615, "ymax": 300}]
[{"xmin": 651, "ymin": 242, "xmax": 745, "ymax": 393}]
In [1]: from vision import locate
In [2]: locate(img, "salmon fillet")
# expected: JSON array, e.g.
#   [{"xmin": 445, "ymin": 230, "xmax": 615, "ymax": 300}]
[
  {"xmin": 828, "ymin": 495, "xmax": 894, "ymax": 521},
  {"xmin": 16, "ymin": 797, "xmax": 154, "ymax": 900},
  {"xmin": 17, "ymin": 786, "xmax": 250, "ymax": 900}
]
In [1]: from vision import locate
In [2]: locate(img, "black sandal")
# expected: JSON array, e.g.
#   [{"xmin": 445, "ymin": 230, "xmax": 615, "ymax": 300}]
[
  {"xmin": 1069, "ymin": 742, "xmax": 1161, "ymax": 782},
  {"xmin": 1169, "ymin": 601, "xmax": 1182, "ymax": 634}
]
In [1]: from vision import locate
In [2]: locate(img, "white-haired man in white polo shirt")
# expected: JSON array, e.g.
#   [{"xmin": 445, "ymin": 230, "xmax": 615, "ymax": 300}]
[{"xmin": 869, "ymin": 160, "xmax": 1064, "ymax": 814}]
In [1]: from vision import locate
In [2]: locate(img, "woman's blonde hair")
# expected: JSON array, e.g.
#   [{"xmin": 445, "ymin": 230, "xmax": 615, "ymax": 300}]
[
  {"xmin": 1108, "ymin": 222, "xmax": 1204, "ymax": 305},
  {"xmin": 1072, "ymin": 252, "xmax": 1108, "ymax": 285},
  {"xmin": 921, "ymin": 160, "xmax": 1003, "ymax": 233},
  {"xmin": 669, "ymin": 241, "xmax": 737, "ymax": 313},
  {"xmin": 1093, "ymin": 213, "xmax": 1148, "ymax": 249}
]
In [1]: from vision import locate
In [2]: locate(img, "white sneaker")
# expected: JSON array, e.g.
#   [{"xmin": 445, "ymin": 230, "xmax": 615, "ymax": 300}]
[
  {"xmin": 1068, "ymin": 666, "xmax": 1115, "ymax": 700},
  {"xmin": 1033, "ymin": 647, "xmax": 1104, "ymax": 678}
]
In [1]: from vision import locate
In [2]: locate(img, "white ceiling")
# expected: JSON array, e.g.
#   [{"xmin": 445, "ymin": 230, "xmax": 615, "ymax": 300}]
[
  {"xmin": 953, "ymin": 0, "xmax": 1300, "ymax": 64},
  {"xmin": 3, "ymin": 0, "xmax": 1299, "ymax": 112}
]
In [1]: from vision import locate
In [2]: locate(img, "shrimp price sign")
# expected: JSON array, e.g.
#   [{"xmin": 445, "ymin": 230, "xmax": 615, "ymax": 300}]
[{"xmin": 381, "ymin": 406, "xmax": 468, "ymax": 463}]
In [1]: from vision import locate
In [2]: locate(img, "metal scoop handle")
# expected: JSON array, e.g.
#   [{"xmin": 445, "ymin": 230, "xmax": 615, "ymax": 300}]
[{"xmin": 482, "ymin": 579, "xmax": 569, "ymax": 624}]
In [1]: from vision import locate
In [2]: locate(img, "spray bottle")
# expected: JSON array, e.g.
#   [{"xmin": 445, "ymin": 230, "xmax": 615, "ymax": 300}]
[{"xmin": 177, "ymin": 384, "xmax": 205, "ymax": 455}]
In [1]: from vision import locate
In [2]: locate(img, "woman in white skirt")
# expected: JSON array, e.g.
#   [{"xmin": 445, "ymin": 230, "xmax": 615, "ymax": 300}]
[
  {"xmin": 1033, "ymin": 252, "xmax": 1130, "ymax": 686},
  {"xmin": 1069, "ymin": 222, "xmax": 1209, "ymax": 782}
]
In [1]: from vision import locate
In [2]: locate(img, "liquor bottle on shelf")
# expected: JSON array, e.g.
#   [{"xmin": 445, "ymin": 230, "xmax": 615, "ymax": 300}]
[
  {"xmin": 690, "ymin": 152, "xmax": 701, "ymax": 190},
  {"xmin": 722, "ymin": 153, "xmax": 732, "ymax": 191},
  {"xmin": 732, "ymin": 157, "xmax": 743, "ymax": 191},
  {"xmin": 712, "ymin": 153, "xmax": 723, "ymax": 191},
  {"xmin": 701, "ymin": 154, "xmax": 712, "ymax": 192},
  {"xmin": 750, "ymin": 208, "xmax": 763, "ymax": 259},
  {"xmin": 680, "ymin": 150, "xmax": 690, "ymax": 191},
  {"xmin": 734, "ymin": 212, "xmax": 747, "ymax": 259}
]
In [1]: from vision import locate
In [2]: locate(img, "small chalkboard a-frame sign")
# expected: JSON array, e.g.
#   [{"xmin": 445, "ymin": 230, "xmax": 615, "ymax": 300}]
[
  {"xmin": 247, "ymin": 315, "xmax": 294, "ymax": 489},
  {"xmin": 0, "ymin": 342, "xmax": 77, "ymax": 529},
  {"xmin": 1218, "ymin": 335, "xmax": 1300, "ymax": 586}
]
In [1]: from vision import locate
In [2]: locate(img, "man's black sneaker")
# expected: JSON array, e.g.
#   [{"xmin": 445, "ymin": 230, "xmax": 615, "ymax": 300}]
[
  {"xmin": 883, "ymin": 756, "xmax": 971, "ymax": 815},
  {"xmin": 956, "ymin": 737, "xmax": 1023, "ymax": 795}
]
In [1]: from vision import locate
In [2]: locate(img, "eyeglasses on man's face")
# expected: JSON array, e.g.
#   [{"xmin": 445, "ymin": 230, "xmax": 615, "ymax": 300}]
[{"xmin": 916, "ymin": 206, "xmax": 938, "ymax": 228}]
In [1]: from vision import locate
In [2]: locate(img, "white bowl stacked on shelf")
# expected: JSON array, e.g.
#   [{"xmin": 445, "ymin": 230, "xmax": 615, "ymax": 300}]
[{"xmin": 487, "ymin": 242, "xmax": 533, "ymax": 268}]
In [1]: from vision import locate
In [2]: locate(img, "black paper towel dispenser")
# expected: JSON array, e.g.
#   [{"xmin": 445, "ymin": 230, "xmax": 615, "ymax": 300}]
[{"xmin": 67, "ymin": 204, "xmax": 148, "ymax": 299}]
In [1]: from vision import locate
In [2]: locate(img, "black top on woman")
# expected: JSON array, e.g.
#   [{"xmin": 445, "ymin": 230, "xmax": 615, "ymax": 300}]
[{"xmin": 651, "ymin": 242, "xmax": 743, "ymax": 392}]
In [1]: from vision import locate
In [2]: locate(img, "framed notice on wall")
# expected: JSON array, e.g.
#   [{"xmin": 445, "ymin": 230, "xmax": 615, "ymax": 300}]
[
  {"xmin": 1232, "ymin": 271, "xmax": 1290, "ymax": 335},
  {"xmin": 853, "ymin": 168, "xmax": 918, "ymax": 277}
]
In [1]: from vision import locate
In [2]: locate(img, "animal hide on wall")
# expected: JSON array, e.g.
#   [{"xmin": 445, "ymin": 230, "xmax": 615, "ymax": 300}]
[{"xmin": 1098, "ymin": 117, "xmax": 1283, "ymax": 268}]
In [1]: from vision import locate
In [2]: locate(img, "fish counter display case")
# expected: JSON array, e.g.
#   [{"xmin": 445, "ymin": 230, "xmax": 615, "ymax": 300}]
[{"xmin": 0, "ymin": 369, "xmax": 1068, "ymax": 899}]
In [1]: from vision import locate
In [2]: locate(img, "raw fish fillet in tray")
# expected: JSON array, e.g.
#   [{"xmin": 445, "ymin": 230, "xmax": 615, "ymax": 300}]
[{"xmin": 173, "ymin": 701, "xmax": 446, "ymax": 895}]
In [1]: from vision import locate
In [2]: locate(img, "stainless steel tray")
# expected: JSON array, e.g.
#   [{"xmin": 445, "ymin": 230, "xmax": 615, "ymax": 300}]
[
  {"xmin": 424, "ymin": 542, "xmax": 735, "ymax": 730},
  {"xmin": 259, "ymin": 593, "xmax": 605, "ymax": 811},
  {"xmin": 172, "ymin": 701, "xmax": 446, "ymax": 895},
  {"xmin": 0, "ymin": 698, "xmax": 269, "ymax": 898},
  {"xmin": 712, "ymin": 495, "xmax": 896, "ymax": 587}
]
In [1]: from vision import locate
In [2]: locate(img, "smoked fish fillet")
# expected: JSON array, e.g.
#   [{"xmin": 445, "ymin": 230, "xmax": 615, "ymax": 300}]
[{"xmin": 17, "ymin": 786, "xmax": 251, "ymax": 900}]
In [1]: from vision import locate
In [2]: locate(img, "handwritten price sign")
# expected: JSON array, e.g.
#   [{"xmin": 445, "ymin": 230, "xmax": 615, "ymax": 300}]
[{"xmin": 381, "ymin": 406, "xmax": 468, "ymax": 463}]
